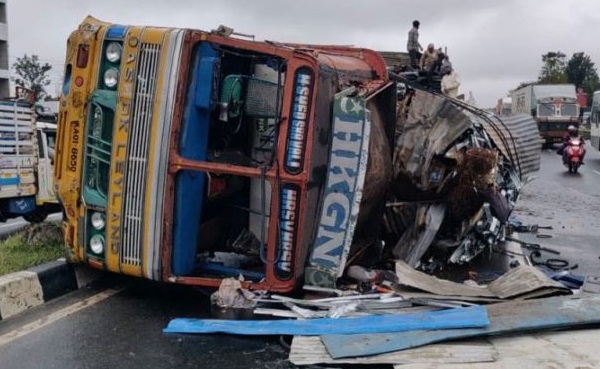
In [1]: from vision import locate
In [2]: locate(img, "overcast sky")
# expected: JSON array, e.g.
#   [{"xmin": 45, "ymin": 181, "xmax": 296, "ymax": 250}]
[{"xmin": 8, "ymin": 0, "xmax": 600, "ymax": 107}]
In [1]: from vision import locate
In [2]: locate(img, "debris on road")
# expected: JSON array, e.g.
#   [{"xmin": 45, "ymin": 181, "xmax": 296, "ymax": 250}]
[
  {"xmin": 321, "ymin": 294, "xmax": 600, "ymax": 359},
  {"xmin": 164, "ymin": 304, "xmax": 489, "ymax": 336}
]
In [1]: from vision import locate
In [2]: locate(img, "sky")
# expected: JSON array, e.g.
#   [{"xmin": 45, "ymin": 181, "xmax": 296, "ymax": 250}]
[{"xmin": 8, "ymin": 0, "xmax": 600, "ymax": 108}]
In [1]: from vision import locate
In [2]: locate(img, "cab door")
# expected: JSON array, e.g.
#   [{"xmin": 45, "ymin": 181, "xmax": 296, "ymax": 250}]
[{"xmin": 36, "ymin": 127, "xmax": 57, "ymax": 203}]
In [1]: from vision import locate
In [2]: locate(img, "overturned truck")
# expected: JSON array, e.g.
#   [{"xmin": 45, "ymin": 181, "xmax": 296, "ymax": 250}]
[{"xmin": 55, "ymin": 17, "xmax": 540, "ymax": 293}]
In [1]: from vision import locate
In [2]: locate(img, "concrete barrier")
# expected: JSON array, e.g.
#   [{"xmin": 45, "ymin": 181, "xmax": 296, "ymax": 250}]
[{"xmin": 0, "ymin": 259, "xmax": 102, "ymax": 321}]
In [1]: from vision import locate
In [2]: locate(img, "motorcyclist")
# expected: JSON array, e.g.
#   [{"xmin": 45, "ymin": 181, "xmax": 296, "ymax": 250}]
[{"xmin": 558, "ymin": 125, "xmax": 585, "ymax": 164}]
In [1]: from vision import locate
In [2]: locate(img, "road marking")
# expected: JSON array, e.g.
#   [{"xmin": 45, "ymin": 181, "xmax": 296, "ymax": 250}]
[
  {"xmin": 594, "ymin": 170, "xmax": 600, "ymax": 176},
  {"xmin": 0, "ymin": 287, "xmax": 124, "ymax": 347}
]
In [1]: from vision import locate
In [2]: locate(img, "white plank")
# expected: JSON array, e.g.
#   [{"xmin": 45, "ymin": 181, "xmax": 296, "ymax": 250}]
[
  {"xmin": 0, "ymin": 185, "xmax": 36, "ymax": 198},
  {"xmin": 289, "ymin": 336, "xmax": 496, "ymax": 366},
  {"xmin": 0, "ymin": 157, "xmax": 35, "ymax": 168},
  {"xmin": 0, "ymin": 105, "xmax": 33, "ymax": 114},
  {"xmin": 393, "ymin": 328, "xmax": 600, "ymax": 369},
  {"xmin": 0, "ymin": 126, "xmax": 33, "ymax": 133}
]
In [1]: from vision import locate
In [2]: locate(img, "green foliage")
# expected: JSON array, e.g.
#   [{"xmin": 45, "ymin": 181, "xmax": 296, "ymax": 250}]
[
  {"xmin": 565, "ymin": 52, "xmax": 600, "ymax": 98},
  {"xmin": 538, "ymin": 51, "xmax": 568, "ymax": 84},
  {"xmin": 534, "ymin": 51, "xmax": 600, "ymax": 102},
  {"xmin": 12, "ymin": 54, "xmax": 53, "ymax": 101},
  {"xmin": 0, "ymin": 223, "xmax": 64, "ymax": 276}
]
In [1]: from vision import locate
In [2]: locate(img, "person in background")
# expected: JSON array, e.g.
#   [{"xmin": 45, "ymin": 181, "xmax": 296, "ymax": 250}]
[
  {"xmin": 407, "ymin": 20, "xmax": 423, "ymax": 68},
  {"xmin": 441, "ymin": 64, "xmax": 461, "ymax": 98},
  {"xmin": 420, "ymin": 43, "xmax": 439, "ymax": 71},
  {"xmin": 558, "ymin": 125, "xmax": 585, "ymax": 164}
]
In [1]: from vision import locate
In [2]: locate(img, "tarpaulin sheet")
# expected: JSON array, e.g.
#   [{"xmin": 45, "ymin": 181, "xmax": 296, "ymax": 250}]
[{"xmin": 163, "ymin": 305, "xmax": 489, "ymax": 336}]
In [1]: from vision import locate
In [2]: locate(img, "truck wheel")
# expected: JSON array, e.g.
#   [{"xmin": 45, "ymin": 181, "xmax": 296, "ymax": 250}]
[{"xmin": 23, "ymin": 207, "xmax": 49, "ymax": 223}]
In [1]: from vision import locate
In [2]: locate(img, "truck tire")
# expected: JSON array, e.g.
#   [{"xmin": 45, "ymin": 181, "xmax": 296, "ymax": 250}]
[{"xmin": 23, "ymin": 207, "xmax": 49, "ymax": 223}]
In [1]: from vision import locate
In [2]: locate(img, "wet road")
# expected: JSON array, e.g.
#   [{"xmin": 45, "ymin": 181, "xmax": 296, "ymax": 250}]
[
  {"xmin": 0, "ymin": 278, "xmax": 297, "ymax": 369},
  {"xmin": 514, "ymin": 141, "xmax": 600, "ymax": 276},
  {"xmin": 1, "ymin": 146, "xmax": 599, "ymax": 369}
]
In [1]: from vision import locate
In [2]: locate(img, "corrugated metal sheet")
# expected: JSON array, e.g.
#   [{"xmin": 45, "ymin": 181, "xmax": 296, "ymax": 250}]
[
  {"xmin": 163, "ymin": 305, "xmax": 489, "ymax": 335},
  {"xmin": 289, "ymin": 336, "xmax": 495, "ymax": 366},
  {"xmin": 475, "ymin": 113, "xmax": 541, "ymax": 182}
]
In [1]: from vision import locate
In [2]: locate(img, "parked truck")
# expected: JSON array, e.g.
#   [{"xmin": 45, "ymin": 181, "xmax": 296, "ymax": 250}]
[
  {"xmin": 0, "ymin": 88, "xmax": 60, "ymax": 223},
  {"xmin": 511, "ymin": 84, "xmax": 579, "ymax": 147}
]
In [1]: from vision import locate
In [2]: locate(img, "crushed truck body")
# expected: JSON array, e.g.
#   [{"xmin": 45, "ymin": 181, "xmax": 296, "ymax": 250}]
[{"xmin": 383, "ymin": 88, "xmax": 541, "ymax": 274}]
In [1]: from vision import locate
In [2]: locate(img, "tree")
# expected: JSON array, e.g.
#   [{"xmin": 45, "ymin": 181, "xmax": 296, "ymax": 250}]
[
  {"xmin": 538, "ymin": 51, "xmax": 568, "ymax": 84},
  {"xmin": 12, "ymin": 54, "xmax": 52, "ymax": 101},
  {"xmin": 565, "ymin": 52, "xmax": 599, "ymax": 98}
]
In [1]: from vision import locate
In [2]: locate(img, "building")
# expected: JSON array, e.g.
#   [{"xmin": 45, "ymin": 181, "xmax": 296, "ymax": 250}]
[{"xmin": 0, "ymin": 0, "xmax": 8, "ymax": 98}]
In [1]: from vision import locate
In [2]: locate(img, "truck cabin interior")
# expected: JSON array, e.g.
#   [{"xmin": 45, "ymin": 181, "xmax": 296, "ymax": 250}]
[{"xmin": 172, "ymin": 40, "xmax": 289, "ymax": 286}]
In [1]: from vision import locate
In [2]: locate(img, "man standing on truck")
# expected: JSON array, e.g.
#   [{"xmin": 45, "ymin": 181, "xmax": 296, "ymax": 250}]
[{"xmin": 407, "ymin": 20, "xmax": 423, "ymax": 68}]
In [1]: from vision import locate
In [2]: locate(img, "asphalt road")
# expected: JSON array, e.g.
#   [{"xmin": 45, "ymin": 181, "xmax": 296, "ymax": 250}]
[
  {"xmin": 0, "ymin": 279, "xmax": 297, "ymax": 369},
  {"xmin": 0, "ymin": 145, "xmax": 599, "ymax": 369},
  {"xmin": 513, "ymin": 141, "xmax": 600, "ymax": 276}
]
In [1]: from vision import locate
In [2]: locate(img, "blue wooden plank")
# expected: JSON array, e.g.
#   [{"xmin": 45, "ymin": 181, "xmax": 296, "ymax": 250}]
[
  {"xmin": 322, "ymin": 294, "xmax": 600, "ymax": 359},
  {"xmin": 163, "ymin": 305, "xmax": 489, "ymax": 336}
]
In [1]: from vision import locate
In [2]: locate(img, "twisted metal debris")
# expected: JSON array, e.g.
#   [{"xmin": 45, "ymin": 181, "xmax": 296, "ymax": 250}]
[{"xmin": 381, "ymin": 85, "xmax": 541, "ymax": 272}]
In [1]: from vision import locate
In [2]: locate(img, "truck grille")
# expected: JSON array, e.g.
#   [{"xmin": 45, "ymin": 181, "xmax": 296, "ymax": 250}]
[{"xmin": 120, "ymin": 43, "xmax": 161, "ymax": 266}]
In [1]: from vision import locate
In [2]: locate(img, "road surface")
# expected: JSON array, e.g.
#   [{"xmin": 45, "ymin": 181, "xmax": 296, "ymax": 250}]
[
  {"xmin": 0, "ymin": 146, "xmax": 599, "ymax": 369},
  {"xmin": 514, "ymin": 142, "xmax": 600, "ymax": 276}
]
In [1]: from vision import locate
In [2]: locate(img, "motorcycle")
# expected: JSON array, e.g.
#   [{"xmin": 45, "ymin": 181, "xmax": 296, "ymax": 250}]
[{"xmin": 564, "ymin": 137, "xmax": 585, "ymax": 173}]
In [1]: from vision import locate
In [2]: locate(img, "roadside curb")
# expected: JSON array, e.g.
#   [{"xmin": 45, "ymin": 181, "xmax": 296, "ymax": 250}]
[{"xmin": 0, "ymin": 258, "xmax": 102, "ymax": 321}]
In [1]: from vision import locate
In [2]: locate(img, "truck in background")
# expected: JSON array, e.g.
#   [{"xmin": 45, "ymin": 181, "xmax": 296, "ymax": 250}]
[
  {"xmin": 0, "ymin": 88, "xmax": 60, "ymax": 223},
  {"xmin": 589, "ymin": 90, "xmax": 600, "ymax": 151},
  {"xmin": 511, "ymin": 84, "xmax": 579, "ymax": 147},
  {"xmin": 495, "ymin": 96, "xmax": 512, "ymax": 117}
]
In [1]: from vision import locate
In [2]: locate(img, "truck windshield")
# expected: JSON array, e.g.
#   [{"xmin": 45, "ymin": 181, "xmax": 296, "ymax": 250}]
[
  {"xmin": 538, "ymin": 103, "xmax": 555, "ymax": 117},
  {"xmin": 83, "ymin": 102, "xmax": 114, "ymax": 204},
  {"xmin": 560, "ymin": 104, "xmax": 577, "ymax": 117}
]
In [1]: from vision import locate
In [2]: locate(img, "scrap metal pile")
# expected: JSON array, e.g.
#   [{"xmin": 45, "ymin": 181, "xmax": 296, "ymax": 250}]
[{"xmin": 378, "ymin": 87, "xmax": 541, "ymax": 273}]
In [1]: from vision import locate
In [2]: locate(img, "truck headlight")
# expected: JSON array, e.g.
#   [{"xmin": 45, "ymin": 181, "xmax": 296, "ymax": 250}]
[
  {"xmin": 91, "ymin": 212, "xmax": 105, "ymax": 230},
  {"xmin": 105, "ymin": 42, "xmax": 122, "ymax": 63},
  {"xmin": 90, "ymin": 234, "xmax": 105, "ymax": 255},
  {"xmin": 104, "ymin": 68, "xmax": 119, "ymax": 89}
]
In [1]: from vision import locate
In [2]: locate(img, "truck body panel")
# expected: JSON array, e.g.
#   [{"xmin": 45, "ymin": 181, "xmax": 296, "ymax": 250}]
[
  {"xmin": 0, "ymin": 97, "xmax": 58, "ymax": 222},
  {"xmin": 589, "ymin": 90, "xmax": 600, "ymax": 151}
]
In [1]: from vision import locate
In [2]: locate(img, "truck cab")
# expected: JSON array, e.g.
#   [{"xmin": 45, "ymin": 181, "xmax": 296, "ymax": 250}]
[{"xmin": 55, "ymin": 17, "xmax": 397, "ymax": 292}]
